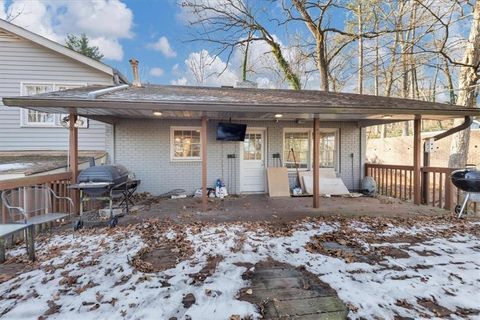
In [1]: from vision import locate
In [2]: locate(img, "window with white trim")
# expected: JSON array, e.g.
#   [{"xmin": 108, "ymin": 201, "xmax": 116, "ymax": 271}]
[
  {"xmin": 171, "ymin": 127, "xmax": 202, "ymax": 160},
  {"xmin": 21, "ymin": 83, "xmax": 88, "ymax": 128},
  {"xmin": 283, "ymin": 128, "xmax": 338, "ymax": 171},
  {"xmin": 319, "ymin": 132, "xmax": 336, "ymax": 168},
  {"xmin": 284, "ymin": 130, "xmax": 310, "ymax": 169},
  {"xmin": 23, "ymin": 84, "xmax": 55, "ymax": 126}
]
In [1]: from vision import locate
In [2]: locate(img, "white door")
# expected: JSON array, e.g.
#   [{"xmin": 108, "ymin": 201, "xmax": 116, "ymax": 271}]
[{"xmin": 240, "ymin": 130, "xmax": 266, "ymax": 193}]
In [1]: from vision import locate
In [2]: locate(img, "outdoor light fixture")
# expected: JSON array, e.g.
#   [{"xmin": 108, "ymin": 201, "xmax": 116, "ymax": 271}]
[
  {"xmin": 382, "ymin": 114, "xmax": 393, "ymax": 119},
  {"xmin": 274, "ymin": 114, "xmax": 283, "ymax": 118},
  {"xmin": 153, "ymin": 111, "xmax": 163, "ymax": 116}
]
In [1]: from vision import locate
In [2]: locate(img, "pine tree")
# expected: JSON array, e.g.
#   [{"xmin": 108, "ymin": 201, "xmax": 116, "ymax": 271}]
[{"xmin": 65, "ymin": 34, "xmax": 103, "ymax": 61}]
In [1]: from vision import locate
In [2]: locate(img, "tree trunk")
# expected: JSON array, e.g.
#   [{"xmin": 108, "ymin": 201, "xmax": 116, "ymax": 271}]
[
  {"xmin": 357, "ymin": 2, "xmax": 364, "ymax": 94},
  {"xmin": 443, "ymin": 57, "xmax": 456, "ymax": 104},
  {"xmin": 448, "ymin": 0, "xmax": 480, "ymax": 168},
  {"xmin": 317, "ymin": 38, "xmax": 329, "ymax": 91},
  {"xmin": 264, "ymin": 36, "xmax": 301, "ymax": 90},
  {"xmin": 374, "ymin": 15, "xmax": 379, "ymax": 96}
]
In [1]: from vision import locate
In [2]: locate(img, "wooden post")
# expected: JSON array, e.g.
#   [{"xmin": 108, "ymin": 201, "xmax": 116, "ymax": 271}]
[
  {"xmin": 444, "ymin": 173, "xmax": 453, "ymax": 210},
  {"xmin": 422, "ymin": 141, "xmax": 430, "ymax": 205},
  {"xmin": 201, "ymin": 116, "xmax": 208, "ymax": 211},
  {"xmin": 413, "ymin": 117, "xmax": 422, "ymax": 205},
  {"xmin": 27, "ymin": 225, "xmax": 35, "ymax": 261},
  {"xmin": 313, "ymin": 117, "xmax": 320, "ymax": 208},
  {"xmin": 69, "ymin": 113, "xmax": 79, "ymax": 214}
]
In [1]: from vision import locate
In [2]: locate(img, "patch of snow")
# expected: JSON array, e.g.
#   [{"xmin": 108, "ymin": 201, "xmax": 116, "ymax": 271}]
[
  {"xmin": 0, "ymin": 219, "xmax": 479, "ymax": 319},
  {"xmin": 0, "ymin": 163, "xmax": 33, "ymax": 172}
]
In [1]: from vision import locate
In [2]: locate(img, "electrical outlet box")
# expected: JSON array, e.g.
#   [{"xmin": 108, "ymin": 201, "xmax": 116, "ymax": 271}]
[{"xmin": 424, "ymin": 138, "xmax": 435, "ymax": 153}]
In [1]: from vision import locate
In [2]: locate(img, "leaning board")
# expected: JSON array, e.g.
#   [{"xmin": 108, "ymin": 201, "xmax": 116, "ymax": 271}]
[
  {"xmin": 303, "ymin": 176, "xmax": 350, "ymax": 195},
  {"xmin": 266, "ymin": 167, "xmax": 290, "ymax": 197},
  {"xmin": 299, "ymin": 169, "xmax": 337, "ymax": 191}
]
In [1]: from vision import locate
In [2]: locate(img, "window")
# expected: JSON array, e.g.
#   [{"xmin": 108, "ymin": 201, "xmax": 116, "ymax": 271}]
[
  {"xmin": 283, "ymin": 128, "xmax": 338, "ymax": 171},
  {"xmin": 243, "ymin": 133, "xmax": 263, "ymax": 160},
  {"xmin": 171, "ymin": 127, "xmax": 202, "ymax": 160},
  {"xmin": 284, "ymin": 130, "xmax": 309, "ymax": 169},
  {"xmin": 23, "ymin": 84, "xmax": 55, "ymax": 126},
  {"xmin": 21, "ymin": 83, "xmax": 87, "ymax": 127},
  {"xmin": 319, "ymin": 133, "xmax": 336, "ymax": 168}
]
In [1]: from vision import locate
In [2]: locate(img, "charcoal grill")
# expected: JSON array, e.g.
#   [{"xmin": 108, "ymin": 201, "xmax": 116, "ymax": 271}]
[
  {"xmin": 69, "ymin": 164, "xmax": 140, "ymax": 229},
  {"xmin": 451, "ymin": 168, "xmax": 480, "ymax": 218}
]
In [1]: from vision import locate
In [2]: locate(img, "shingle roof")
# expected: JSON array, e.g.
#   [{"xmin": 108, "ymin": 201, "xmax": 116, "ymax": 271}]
[{"xmin": 3, "ymin": 84, "xmax": 480, "ymax": 123}]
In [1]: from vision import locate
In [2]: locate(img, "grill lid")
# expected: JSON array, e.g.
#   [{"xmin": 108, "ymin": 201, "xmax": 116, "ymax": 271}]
[
  {"xmin": 78, "ymin": 164, "xmax": 129, "ymax": 183},
  {"xmin": 451, "ymin": 168, "xmax": 480, "ymax": 193}
]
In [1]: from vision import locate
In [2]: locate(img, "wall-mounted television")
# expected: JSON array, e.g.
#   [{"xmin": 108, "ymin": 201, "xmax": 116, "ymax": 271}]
[{"xmin": 217, "ymin": 122, "xmax": 247, "ymax": 141}]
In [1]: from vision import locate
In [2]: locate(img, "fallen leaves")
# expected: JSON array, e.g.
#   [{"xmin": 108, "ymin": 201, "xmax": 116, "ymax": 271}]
[
  {"xmin": 189, "ymin": 255, "xmax": 223, "ymax": 285},
  {"xmin": 181, "ymin": 293, "xmax": 196, "ymax": 309}
]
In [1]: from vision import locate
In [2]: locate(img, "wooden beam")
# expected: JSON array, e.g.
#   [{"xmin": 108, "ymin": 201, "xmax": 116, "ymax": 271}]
[
  {"xmin": 69, "ymin": 113, "xmax": 79, "ymax": 214},
  {"xmin": 0, "ymin": 172, "xmax": 72, "ymax": 191},
  {"xmin": 201, "ymin": 116, "xmax": 208, "ymax": 211},
  {"xmin": 413, "ymin": 118, "xmax": 422, "ymax": 205},
  {"xmin": 313, "ymin": 117, "xmax": 320, "ymax": 208}
]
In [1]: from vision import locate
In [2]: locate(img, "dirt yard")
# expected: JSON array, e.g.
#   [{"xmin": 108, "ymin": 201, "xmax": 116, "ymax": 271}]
[
  {"xmin": 122, "ymin": 193, "xmax": 452, "ymax": 226},
  {"xmin": 0, "ymin": 202, "xmax": 479, "ymax": 319}
]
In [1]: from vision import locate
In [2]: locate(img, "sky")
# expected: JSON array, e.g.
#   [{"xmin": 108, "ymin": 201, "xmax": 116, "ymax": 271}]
[
  {"xmin": 0, "ymin": 0, "xmax": 470, "ymax": 95},
  {"xmin": 0, "ymin": 0, "xmax": 304, "ymax": 88}
]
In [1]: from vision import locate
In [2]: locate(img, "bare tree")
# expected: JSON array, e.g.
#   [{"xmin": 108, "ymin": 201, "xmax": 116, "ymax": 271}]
[
  {"xmin": 410, "ymin": 0, "xmax": 480, "ymax": 167},
  {"xmin": 182, "ymin": 0, "xmax": 302, "ymax": 89},
  {"xmin": 447, "ymin": 0, "xmax": 480, "ymax": 167},
  {"xmin": 186, "ymin": 50, "xmax": 217, "ymax": 85}
]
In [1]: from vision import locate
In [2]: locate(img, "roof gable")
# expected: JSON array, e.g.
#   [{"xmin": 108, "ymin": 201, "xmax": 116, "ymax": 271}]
[{"xmin": 0, "ymin": 19, "xmax": 114, "ymax": 77}]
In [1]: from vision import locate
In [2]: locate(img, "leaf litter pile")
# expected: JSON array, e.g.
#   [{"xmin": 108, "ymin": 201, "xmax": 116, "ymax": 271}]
[{"xmin": 0, "ymin": 215, "xmax": 479, "ymax": 319}]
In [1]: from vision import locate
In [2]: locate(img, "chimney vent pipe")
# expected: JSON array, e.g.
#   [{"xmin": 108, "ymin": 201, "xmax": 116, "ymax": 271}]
[{"xmin": 129, "ymin": 58, "xmax": 141, "ymax": 87}]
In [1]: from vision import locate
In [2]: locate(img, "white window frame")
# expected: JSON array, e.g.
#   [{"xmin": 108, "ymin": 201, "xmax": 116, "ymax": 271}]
[
  {"xmin": 282, "ymin": 127, "xmax": 340, "ymax": 172},
  {"xmin": 170, "ymin": 126, "xmax": 202, "ymax": 161},
  {"xmin": 283, "ymin": 128, "xmax": 311, "ymax": 171},
  {"xmin": 316, "ymin": 129, "xmax": 339, "ymax": 171},
  {"xmin": 20, "ymin": 82, "xmax": 88, "ymax": 128}
]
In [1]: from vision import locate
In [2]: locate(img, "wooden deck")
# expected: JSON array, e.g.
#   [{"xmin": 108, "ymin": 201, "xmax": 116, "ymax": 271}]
[{"xmin": 241, "ymin": 260, "xmax": 348, "ymax": 319}]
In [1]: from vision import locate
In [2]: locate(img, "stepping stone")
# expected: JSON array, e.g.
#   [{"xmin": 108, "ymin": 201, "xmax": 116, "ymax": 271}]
[{"xmin": 240, "ymin": 259, "xmax": 348, "ymax": 319}]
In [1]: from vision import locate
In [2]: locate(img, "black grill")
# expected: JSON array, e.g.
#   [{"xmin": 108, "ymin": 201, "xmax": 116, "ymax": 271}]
[
  {"xmin": 451, "ymin": 169, "xmax": 480, "ymax": 193},
  {"xmin": 69, "ymin": 164, "xmax": 140, "ymax": 229},
  {"xmin": 76, "ymin": 165, "xmax": 129, "ymax": 196},
  {"xmin": 451, "ymin": 168, "xmax": 480, "ymax": 218}
]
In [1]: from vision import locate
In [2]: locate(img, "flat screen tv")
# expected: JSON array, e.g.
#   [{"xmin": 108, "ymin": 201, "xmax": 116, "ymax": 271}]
[{"xmin": 217, "ymin": 122, "xmax": 247, "ymax": 141}]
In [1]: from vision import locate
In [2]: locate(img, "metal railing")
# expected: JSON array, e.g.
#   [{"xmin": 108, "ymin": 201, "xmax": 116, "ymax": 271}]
[{"xmin": 0, "ymin": 172, "xmax": 73, "ymax": 223}]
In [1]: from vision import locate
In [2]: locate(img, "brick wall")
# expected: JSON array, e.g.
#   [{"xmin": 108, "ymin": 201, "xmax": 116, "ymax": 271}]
[{"xmin": 111, "ymin": 119, "xmax": 364, "ymax": 195}]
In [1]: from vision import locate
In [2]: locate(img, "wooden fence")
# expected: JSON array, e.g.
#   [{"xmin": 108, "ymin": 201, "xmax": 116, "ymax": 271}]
[
  {"xmin": 365, "ymin": 163, "xmax": 458, "ymax": 210},
  {"xmin": 0, "ymin": 172, "xmax": 73, "ymax": 224}
]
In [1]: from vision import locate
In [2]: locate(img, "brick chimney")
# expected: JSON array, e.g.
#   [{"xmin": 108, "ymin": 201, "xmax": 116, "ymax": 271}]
[{"xmin": 129, "ymin": 58, "xmax": 141, "ymax": 87}]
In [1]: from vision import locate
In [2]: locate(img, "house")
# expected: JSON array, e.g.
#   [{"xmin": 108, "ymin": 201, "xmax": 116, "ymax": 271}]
[
  {"xmin": 4, "ymin": 61, "xmax": 480, "ymax": 211},
  {"xmin": 0, "ymin": 18, "xmax": 126, "ymax": 154}
]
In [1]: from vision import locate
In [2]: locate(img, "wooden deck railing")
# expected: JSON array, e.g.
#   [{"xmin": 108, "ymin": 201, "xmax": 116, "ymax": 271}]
[
  {"xmin": 0, "ymin": 172, "xmax": 73, "ymax": 224},
  {"xmin": 365, "ymin": 163, "xmax": 458, "ymax": 210}
]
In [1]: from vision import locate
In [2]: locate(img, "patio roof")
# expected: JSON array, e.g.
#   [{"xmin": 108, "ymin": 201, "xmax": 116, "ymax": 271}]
[{"xmin": 3, "ymin": 84, "xmax": 480, "ymax": 125}]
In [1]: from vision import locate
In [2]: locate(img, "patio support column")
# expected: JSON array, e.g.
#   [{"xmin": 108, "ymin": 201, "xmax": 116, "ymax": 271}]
[
  {"xmin": 201, "ymin": 116, "xmax": 208, "ymax": 211},
  {"xmin": 313, "ymin": 117, "xmax": 320, "ymax": 208},
  {"xmin": 413, "ymin": 117, "xmax": 422, "ymax": 205},
  {"xmin": 69, "ymin": 113, "xmax": 79, "ymax": 214}
]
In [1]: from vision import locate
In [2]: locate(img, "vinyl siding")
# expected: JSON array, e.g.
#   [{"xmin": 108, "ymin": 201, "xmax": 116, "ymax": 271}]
[{"xmin": 0, "ymin": 30, "xmax": 114, "ymax": 151}]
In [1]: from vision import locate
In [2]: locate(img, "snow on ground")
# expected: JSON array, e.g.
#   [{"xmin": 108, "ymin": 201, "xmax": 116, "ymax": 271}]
[
  {"xmin": 0, "ymin": 219, "xmax": 479, "ymax": 319},
  {"xmin": 0, "ymin": 163, "xmax": 33, "ymax": 172}
]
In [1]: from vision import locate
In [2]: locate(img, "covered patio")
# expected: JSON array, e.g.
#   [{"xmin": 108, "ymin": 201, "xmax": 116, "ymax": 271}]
[{"xmin": 3, "ymin": 80, "xmax": 480, "ymax": 214}]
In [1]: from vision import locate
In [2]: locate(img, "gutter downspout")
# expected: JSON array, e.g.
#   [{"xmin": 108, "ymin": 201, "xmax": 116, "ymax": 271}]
[
  {"xmin": 87, "ymin": 84, "xmax": 129, "ymax": 100},
  {"xmin": 422, "ymin": 116, "xmax": 473, "ymax": 204},
  {"xmin": 86, "ymin": 84, "xmax": 128, "ymax": 165}
]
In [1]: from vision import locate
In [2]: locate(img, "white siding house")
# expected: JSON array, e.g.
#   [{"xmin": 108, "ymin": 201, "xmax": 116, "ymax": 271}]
[{"xmin": 0, "ymin": 19, "xmax": 125, "ymax": 152}]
